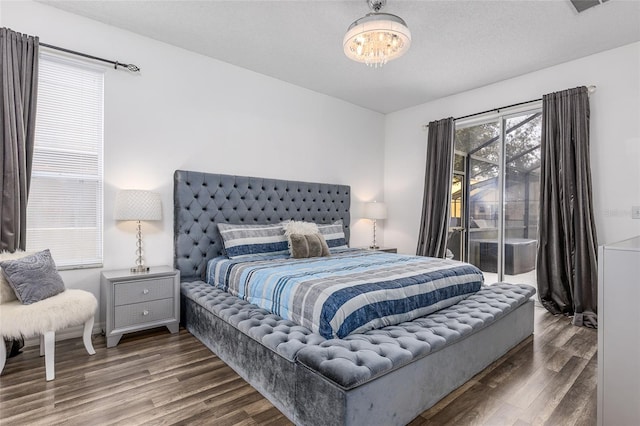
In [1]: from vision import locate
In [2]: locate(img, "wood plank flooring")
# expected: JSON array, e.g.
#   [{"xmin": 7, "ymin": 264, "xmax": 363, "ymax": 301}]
[{"xmin": 0, "ymin": 307, "xmax": 596, "ymax": 425}]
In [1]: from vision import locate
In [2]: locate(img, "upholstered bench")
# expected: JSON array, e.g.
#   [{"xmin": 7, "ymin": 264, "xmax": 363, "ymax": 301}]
[
  {"xmin": 295, "ymin": 283, "xmax": 537, "ymax": 389},
  {"xmin": 181, "ymin": 281, "xmax": 535, "ymax": 425}
]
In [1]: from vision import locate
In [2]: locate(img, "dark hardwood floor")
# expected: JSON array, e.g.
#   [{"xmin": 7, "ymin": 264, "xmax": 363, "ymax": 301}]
[{"xmin": 0, "ymin": 306, "xmax": 596, "ymax": 425}]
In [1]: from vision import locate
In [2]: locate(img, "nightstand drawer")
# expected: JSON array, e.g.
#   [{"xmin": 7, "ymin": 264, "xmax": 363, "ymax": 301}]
[
  {"xmin": 114, "ymin": 298, "xmax": 175, "ymax": 328},
  {"xmin": 114, "ymin": 277, "xmax": 175, "ymax": 305}
]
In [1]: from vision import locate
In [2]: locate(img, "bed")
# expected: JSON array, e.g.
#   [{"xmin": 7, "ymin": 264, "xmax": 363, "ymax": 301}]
[{"xmin": 174, "ymin": 170, "xmax": 535, "ymax": 426}]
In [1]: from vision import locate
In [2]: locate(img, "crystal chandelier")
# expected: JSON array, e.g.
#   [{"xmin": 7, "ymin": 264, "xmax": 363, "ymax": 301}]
[{"xmin": 343, "ymin": 0, "xmax": 411, "ymax": 68}]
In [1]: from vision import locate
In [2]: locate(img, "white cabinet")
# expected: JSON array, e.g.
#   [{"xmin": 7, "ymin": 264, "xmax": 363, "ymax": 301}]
[{"xmin": 598, "ymin": 236, "xmax": 640, "ymax": 426}]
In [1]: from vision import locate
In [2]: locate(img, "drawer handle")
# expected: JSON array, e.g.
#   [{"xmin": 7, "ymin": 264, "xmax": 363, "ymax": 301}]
[
  {"xmin": 143, "ymin": 289, "xmax": 149, "ymax": 295},
  {"xmin": 142, "ymin": 310, "xmax": 149, "ymax": 316}
]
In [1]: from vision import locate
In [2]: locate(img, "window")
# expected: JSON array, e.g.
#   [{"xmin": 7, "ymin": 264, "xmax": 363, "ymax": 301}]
[{"xmin": 27, "ymin": 54, "xmax": 104, "ymax": 269}]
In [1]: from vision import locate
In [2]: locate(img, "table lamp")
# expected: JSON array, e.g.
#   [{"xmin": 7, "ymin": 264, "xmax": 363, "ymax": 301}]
[
  {"xmin": 364, "ymin": 201, "xmax": 387, "ymax": 249},
  {"xmin": 115, "ymin": 190, "xmax": 162, "ymax": 272}
]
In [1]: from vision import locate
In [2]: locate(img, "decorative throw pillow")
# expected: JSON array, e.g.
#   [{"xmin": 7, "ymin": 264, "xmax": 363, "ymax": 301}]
[
  {"xmin": 317, "ymin": 220, "xmax": 348, "ymax": 249},
  {"xmin": 282, "ymin": 220, "xmax": 319, "ymax": 237},
  {"xmin": 282, "ymin": 221, "xmax": 319, "ymax": 251},
  {"xmin": 217, "ymin": 223, "xmax": 289, "ymax": 259},
  {"xmin": 290, "ymin": 233, "xmax": 330, "ymax": 259},
  {"xmin": 0, "ymin": 249, "xmax": 66, "ymax": 305},
  {"xmin": 0, "ymin": 250, "xmax": 33, "ymax": 304}
]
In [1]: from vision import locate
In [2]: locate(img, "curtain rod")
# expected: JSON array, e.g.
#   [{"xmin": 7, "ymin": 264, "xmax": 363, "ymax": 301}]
[
  {"xmin": 40, "ymin": 42, "xmax": 140, "ymax": 72},
  {"xmin": 455, "ymin": 97, "xmax": 541, "ymax": 121},
  {"xmin": 422, "ymin": 85, "xmax": 596, "ymax": 130}
]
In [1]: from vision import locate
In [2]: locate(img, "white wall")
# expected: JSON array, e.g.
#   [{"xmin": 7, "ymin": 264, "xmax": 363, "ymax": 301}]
[
  {"xmin": 3, "ymin": 0, "xmax": 638, "ymax": 333},
  {"xmin": 385, "ymin": 42, "xmax": 640, "ymax": 254},
  {"xmin": 1, "ymin": 1, "xmax": 386, "ymax": 323}
]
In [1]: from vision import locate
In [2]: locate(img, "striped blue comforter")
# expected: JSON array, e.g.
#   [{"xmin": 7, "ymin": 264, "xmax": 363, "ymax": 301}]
[{"xmin": 206, "ymin": 249, "xmax": 484, "ymax": 339}]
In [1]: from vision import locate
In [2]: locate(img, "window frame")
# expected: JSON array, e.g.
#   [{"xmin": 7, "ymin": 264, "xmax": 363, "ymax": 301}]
[
  {"xmin": 450, "ymin": 101, "xmax": 542, "ymax": 282},
  {"xmin": 27, "ymin": 52, "xmax": 105, "ymax": 270}
]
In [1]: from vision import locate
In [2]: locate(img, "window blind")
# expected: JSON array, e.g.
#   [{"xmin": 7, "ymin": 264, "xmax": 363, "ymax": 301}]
[{"xmin": 27, "ymin": 54, "xmax": 104, "ymax": 269}]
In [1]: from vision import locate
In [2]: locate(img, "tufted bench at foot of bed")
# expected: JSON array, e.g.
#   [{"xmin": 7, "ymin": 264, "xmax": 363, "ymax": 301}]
[{"xmin": 181, "ymin": 282, "xmax": 535, "ymax": 426}]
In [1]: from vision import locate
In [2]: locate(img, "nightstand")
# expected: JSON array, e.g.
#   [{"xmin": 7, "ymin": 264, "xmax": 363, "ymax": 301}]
[
  {"xmin": 101, "ymin": 266, "xmax": 180, "ymax": 348},
  {"xmin": 360, "ymin": 247, "xmax": 398, "ymax": 253}
]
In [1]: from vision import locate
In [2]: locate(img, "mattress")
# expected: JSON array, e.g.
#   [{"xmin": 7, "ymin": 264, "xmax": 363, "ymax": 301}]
[{"xmin": 206, "ymin": 249, "xmax": 484, "ymax": 339}]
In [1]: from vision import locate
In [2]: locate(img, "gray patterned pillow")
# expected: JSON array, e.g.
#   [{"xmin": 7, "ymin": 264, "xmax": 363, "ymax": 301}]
[
  {"xmin": 0, "ymin": 249, "xmax": 65, "ymax": 305},
  {"xmin": 0, "ymin": 250, "xmax": 34, "ymax": 304}
]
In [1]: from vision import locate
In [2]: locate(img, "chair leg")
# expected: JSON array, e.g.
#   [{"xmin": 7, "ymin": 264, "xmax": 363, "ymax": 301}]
[
  {"xmin": 83, "ymin": 316, "xmax": 96, "ymax": 355},
  {"xmin": 40, "ymin": 335, "xmax": 45, "ymax": 357},
  {"xmin": 44, "ymin": 331, "xmax": 55, "ymax": 381},
  {"xmin": 0, "ymin": 339, "xmax": 6, "ymax": 376}
]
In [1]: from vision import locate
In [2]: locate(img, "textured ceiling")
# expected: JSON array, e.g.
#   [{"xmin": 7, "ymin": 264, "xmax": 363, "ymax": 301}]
[{"xmin": 40, "ymin": 0, "xmax": 640, "ymax": 113}]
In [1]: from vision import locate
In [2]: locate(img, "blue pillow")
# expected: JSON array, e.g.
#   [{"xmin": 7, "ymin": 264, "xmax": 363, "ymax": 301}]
[
  {"xmin": 317, "ymin": 220, "xmax": 348, "ymax": 249},
  {"xmin": 0, "ymin": 249, "xmax": 65, "ymax": 305},
  {"xmin": 217, "ymin": 223, "xmax": 289, "ymax": 259}
]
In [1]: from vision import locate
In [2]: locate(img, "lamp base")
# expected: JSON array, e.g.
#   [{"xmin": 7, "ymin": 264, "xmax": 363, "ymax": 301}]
[
  {"xmin": 369, "ymin": 245, "xmax": 380, "ymax": 250},
  {"xmin": 130, "ymin": 221, "xmax": 150, "ymax": 273}
]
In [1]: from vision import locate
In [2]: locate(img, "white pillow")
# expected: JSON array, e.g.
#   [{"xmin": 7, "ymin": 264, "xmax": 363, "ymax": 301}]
[{"xmin": 282, "ymin": 220, "xmax": 319, "ymax": 237}]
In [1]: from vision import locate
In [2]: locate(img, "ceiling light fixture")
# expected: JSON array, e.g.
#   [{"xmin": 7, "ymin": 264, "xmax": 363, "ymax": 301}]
[{"xmin": 343, "ymin": 0, "xmax": 411, "ymax": 68}]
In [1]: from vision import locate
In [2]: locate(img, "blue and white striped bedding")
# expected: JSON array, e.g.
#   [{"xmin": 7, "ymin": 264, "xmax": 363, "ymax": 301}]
[{"xmin": 206, "ymin": 249, "xmax": 484, "ymax": 339}]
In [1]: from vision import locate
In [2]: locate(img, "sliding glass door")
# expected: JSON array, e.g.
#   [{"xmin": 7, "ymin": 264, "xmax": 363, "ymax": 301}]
[{"xmin": 447, "ymin": 108, "xmax": 541, "ymax": 286}]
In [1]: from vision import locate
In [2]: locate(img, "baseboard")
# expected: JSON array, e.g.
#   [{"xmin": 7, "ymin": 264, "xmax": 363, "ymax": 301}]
[{"xmin": 23, "ymin": 321, "xmax": 106, "ymax": 347}]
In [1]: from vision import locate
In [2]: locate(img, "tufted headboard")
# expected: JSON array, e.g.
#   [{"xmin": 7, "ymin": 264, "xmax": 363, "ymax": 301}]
[{"xmin": 173, "ymin": 170, "xmax": 351, "ymax": 282}]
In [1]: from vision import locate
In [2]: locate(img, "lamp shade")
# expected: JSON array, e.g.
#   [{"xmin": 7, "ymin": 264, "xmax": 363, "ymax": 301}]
[
  {"xmin": 364, "ymin": 201, "xmax": 387, "ymax": 220},
  {"xmin": 115, "ymin": 190, "xmax": 162, "ymax": 221}
]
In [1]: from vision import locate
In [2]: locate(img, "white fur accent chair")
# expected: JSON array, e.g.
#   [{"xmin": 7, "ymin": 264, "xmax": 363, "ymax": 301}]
[{"xmin": 0, "ymin": 251, "xmax": 97, "ymax": 381}]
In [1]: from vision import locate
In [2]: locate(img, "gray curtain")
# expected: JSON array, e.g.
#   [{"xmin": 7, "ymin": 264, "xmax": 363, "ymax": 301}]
[
  {"xmin": 0, "ymin": 28, "xmax": 38, "ymax": 252},
  {"xmin": 416, "ymin": 117, "xmax": 454, "ymax": 258},
  {"xmin": 537, "ymin": 86, "xmax": 598, "ymax": 328},
  {"xmin": 1, "ymin": 28, "xmax": 39, "ymax": 358}
]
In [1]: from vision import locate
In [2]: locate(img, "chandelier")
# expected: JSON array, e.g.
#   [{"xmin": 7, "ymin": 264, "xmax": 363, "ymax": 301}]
[{"xmin": 343, "ymin": 0, "xmax": 411, "ymax": 68}]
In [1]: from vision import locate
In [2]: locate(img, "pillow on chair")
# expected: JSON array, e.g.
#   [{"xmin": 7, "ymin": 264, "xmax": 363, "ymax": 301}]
[
  {"xmin": 0, "ymin": 249, "xmax": 65, "ymax": 305},
  {"xmin": 0, "ymin": 250, "xmax": 33, "ymax": 304}
]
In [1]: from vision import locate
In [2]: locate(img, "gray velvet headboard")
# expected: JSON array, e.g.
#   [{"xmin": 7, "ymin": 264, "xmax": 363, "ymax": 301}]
[{"xmin": 173, "ymin": 170, "xmax": 351, "ymax": 282}]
